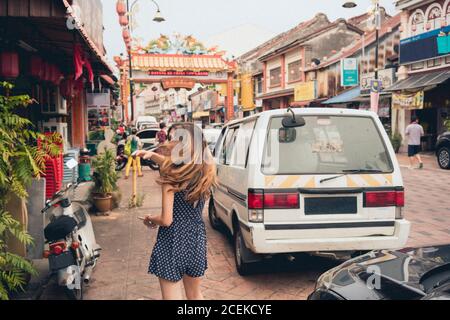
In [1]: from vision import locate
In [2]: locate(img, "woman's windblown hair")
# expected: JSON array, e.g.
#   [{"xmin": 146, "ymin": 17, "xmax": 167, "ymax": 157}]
[{"xmin": 155, "ymin": 123, "xmax": 218, "ymax": 204}]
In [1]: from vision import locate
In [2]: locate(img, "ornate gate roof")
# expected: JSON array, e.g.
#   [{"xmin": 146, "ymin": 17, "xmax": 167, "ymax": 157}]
[{"xmin": 131, "ymin": 54, "xmax": 236, "ymax": 72}]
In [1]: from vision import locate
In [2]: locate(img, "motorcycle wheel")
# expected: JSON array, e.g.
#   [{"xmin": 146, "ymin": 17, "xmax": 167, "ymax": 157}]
[
  {"xmin": 65, "ymin": 283, "xmax": 83, "ymax": 300},
  {"xmin": 148, "ymin": 162, "xmax": 160, "ymax": 171},
  {"xmin": 115, "ymin": 160, "xmax": 126, "ymax": 172}
]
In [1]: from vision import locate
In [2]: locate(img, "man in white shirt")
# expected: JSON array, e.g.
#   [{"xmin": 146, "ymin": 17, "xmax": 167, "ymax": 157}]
[{"xmin": 405, "ymin": 117, "xmax": 424, "ymax": 169}]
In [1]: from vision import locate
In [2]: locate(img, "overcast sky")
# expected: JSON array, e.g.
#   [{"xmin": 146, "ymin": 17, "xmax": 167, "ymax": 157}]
[{"xmin": 102, "ymin": 0, "xmax": 397, "ymax": 64}]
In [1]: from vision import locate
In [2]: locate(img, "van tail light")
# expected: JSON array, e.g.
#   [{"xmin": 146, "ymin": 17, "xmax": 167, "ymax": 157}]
[
  {"xmin": 264, "ymin": 193, "xmax": 299, "ymax": 209},
  {"xmin": 364, "ymin": 190, "xmax": 405, "ymax": 208},
  {"xmin": 248, "ymin": 190, "xmax": 300, "ymax": 223}
]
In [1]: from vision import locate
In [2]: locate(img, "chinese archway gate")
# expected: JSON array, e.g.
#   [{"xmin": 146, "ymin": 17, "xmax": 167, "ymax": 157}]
[{"xmin": 117, "ymin": 44, "xmax": 237, "ymax": 123}]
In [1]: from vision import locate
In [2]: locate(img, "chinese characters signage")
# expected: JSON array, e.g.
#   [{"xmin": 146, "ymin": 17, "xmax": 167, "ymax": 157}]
[
  {"xmin": 294, "ymin": 81, "xmax": 317, "ymax": 102},
  {"xmin": 149, "ymin": 70, "xmax": 209, "ymax": 77},
  {"xmin": 392, "ymin": 91, "xmax": 424, "ymax": 110}
]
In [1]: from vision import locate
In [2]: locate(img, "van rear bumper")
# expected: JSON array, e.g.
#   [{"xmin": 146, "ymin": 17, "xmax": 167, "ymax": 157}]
[{"xmin": 246, "ymin": 220, "xmax": 411, "ymax": 254}]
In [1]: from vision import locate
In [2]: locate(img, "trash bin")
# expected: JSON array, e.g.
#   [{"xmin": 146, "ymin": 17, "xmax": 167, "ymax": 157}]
[{"xmin": 78, "ymin": 148, "xmax": 92, "ymax": 182}]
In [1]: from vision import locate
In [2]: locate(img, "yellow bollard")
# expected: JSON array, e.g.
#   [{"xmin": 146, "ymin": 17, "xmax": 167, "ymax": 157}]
[{"xmin": 132, "ymin": 157, "xmax": 137, "ymax": 207}]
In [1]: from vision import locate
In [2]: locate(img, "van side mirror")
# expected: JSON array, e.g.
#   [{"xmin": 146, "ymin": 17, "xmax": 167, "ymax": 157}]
[
  {"xmin": 282, "ymin": 115, "xmax": 306, "ymax": 128},
  {"xmin": 282, "ymin": 108, "xmax": 306, "ymax": 128}
]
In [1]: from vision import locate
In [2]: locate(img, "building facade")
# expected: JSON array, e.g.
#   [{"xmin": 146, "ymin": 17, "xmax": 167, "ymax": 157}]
[{"xmin": 392, "ymin": 0, "xmax": 450, "ymax": 151}]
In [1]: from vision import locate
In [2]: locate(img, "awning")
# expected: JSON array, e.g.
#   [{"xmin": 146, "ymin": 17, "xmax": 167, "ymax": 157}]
[
  {"xmin": 322, "ymin": 87, "xmax": 361, "ymax": 105},
  {"xmin": 193, "ymin": 112, "xmax": 210, "ymax": 119},
  {"xmin": 257, "ymin": 88, "xmax": 294, "ymax": 100},
  {"xmin": 386, "ymin": 70, "xmax": 450, "ymax": 92}
]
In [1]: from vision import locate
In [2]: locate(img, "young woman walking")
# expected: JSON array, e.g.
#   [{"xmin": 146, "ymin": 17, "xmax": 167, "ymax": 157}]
[{"xmin": 135, "ymin": 123, "xmax": 217, "ymax": 300}]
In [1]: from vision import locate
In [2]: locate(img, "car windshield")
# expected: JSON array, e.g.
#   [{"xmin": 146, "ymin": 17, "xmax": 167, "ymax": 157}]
[
  {"xmin": 138, "ymin": 131, "xmax": 158, "ymax": 139},
  {"xmin": 262, "ymin": 115, "xmax": 393, "ymax": 175}
]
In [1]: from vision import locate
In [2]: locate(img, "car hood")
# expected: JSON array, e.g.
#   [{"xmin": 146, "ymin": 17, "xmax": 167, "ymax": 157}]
[{"xmin": 319, "ymin": 245, "xmax": 450, "ymax": 300}]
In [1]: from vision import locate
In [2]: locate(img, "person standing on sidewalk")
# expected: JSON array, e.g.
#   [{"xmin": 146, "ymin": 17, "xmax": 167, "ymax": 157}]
[
  {"xmin": 125, "ymin": 128, "xmax": 143, "ymax": 179},
  {"xmin": 156, "ymin": 122, "xmax": 168, "ymax": 145},
  {"xmin": 405, "ymin": 117, "xmax": 425, "ymax": 169},
  {"xmin": 135, "ymin": 123, "xmax": 217, "ymax": 300}
]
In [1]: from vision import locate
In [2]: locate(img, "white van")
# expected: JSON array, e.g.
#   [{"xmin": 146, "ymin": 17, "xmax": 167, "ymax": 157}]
[
  {"xmin": 209, "ymin": 108, "xmax": 411, "ymax": 275},
  {"xmin": 136, "ymin": 116, "xmax": 158, "ymax": 131}
]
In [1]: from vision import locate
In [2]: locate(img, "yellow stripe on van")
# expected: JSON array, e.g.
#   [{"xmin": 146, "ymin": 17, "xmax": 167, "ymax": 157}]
[
  {"xmin": 347, "ymin": 177, "xmax": 358, "ymax": 188},
  {"xmin": 265, "ymin": 176, "xmax": 277, "ymax": 187},
  {"xmin": 279, "ymin": 176, "xmax": 299, "ymax": 189},
  {"xmin": 361, "ymin": 175, "xmax": 381, "ymax": 187},
  {"xmin": 384, "ymin": 174, "xmax": 393, "ymax": 185},
  {"xmin": 305, "ymin": 177, "xmax": 316, "ymax": 188}
]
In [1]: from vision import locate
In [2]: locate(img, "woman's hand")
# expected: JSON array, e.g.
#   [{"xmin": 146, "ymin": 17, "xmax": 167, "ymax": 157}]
[
  {"xmin": 143, "ymin": 216, "xmax": 158, "ymax": 229},
  {"xmin": 134, "ymin": 150, "xmax": 155, "ymax": 160}
]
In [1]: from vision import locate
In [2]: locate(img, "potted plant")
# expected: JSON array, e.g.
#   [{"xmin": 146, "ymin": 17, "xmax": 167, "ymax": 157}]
[
  {"xmin": 91, "ymin": 149, "xmax": 118, "ymax": 213},
  {"xmin": 390, "ymin": 132, "xmax": 403, "ymax": 154}
]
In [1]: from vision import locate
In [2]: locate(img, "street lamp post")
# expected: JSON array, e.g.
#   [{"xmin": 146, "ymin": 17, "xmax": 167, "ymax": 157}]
[
  {"xmin": 343, "ymin": 0, "xmax": 382, "ymax": 112},
  {"xmin": 125, "ymin": 0, "xmax": 165, "ymax": 124}
]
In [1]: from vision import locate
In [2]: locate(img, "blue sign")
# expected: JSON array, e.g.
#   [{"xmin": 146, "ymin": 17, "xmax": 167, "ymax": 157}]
[{"xmin": 341, "ymin": 58, "xmax": 359, "ymax": 87}]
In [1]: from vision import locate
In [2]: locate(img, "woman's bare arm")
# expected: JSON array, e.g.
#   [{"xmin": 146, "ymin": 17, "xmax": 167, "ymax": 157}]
[{"xmin": 145, "ymin": 184, "xmax": 174, "ymax": 228}]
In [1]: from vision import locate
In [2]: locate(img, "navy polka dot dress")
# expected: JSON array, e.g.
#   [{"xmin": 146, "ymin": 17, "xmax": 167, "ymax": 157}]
[{"xmin": 148, "ymin": 191, "xmax": 207, "ymax": 282}]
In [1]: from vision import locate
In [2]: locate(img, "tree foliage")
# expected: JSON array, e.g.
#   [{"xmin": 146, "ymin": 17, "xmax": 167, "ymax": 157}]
[{"xmin": 0, "ymin": 82, "xmax": 60, "ymax": 300}]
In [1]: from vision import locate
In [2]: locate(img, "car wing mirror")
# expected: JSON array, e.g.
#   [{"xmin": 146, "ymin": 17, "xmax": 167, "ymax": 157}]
[{"xmin": 282, "ymin": 108, "xmax": 306, "ymax": 128}]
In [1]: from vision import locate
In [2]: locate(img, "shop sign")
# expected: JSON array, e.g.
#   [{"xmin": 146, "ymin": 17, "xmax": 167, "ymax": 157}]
[
  {"xmin": 341, "ymin": 58, "xmax": 359, "ymax": 87},
  {"xmin": 392, "ymin": 91, "xmax": 424, "ymax": 110},
  {"xmin": 294, "ymin": 81, "xmax": 317, "ymax": 102},
  {"xmin": 149, "ymin": 70, "xmax": 209, "ymax": 77},
  {"xmin": 161, "ymin": 78, "xmax": 196, "ymax": 90},
  {"xmin": 360, "ymin": 69, "xmax": 395, "ymax": 94}
]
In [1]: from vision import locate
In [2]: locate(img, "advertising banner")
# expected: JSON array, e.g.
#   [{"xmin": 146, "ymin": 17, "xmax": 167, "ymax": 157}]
[
  {"xmin": 341, "ymin": 58, "xmax": 359, "ymax": 87},
  {"xmin": 392, "ymin": 91, "xmax": 424, "ymax": 110}
]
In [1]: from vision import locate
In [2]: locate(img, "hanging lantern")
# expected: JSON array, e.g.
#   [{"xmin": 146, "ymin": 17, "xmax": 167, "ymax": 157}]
[
  {"xmin": 41, "ymin": 62, "xmax": 51, "ymax": 82},
  {"xmin": 60, "ymin": 76, "xmax": 75, "ymax": 99},
  {"xmin": 51, "ymin": 65, "xmax": 62, "ymax": 85},
  {"xmin": 116, "ymin": 0, "xmax": 127, "ymax": 16},
  {"xmin": 30, "ymin": 56, "xmax": 44, "ymax": 79},
  {"xmin": 0, "ymin": 51, "xmax": 20, "ymax": 78},
  {"xmin": 119, "ymin": 15, "xmax": 129, "ymax": 27},
  {"xmin": 122, "ymin": 28, "xmax": 130, "ymax": 40}
]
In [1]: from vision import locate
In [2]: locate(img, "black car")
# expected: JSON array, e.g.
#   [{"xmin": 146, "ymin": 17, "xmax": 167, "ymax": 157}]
[
  {"xmin": 436, "ymin": 132, "xmax": 450, "ymax": 169},
  {"xmin": 308, "ymin": 245, "xmax": 450, "ymax": 300}
]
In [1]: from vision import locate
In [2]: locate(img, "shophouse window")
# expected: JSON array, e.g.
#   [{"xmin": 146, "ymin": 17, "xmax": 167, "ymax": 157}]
[
  {"xmin": 288, "ymin": 60, "xmax": 302, "ymax": 83},
  {"xmin": 427, "ymin": 6, "xmax": 442, "ymax": 30},
  {"xmin": 410, "ymin": 11, "xmax": 424, "ymax": 36},
  {"xmin": 255, "ymin": 76, "xmax": 263, "ymax": 94},
  {"xmin": 411, "ymin": 61, "xmax": 425, "ymax": 70},
  {"xmin": 270, "ymin": 67, "xmax": 282, "ymax": 87},
  {"xmin": 427, "ymin": 58, "xmax": 442, "ymax": 68}
]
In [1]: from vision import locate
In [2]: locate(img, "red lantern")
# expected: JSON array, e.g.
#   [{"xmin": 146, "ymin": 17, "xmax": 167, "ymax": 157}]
[
  {"xmin": 41, "ymin": 62, "xmax": 51, "ymax": 82},
  {"xmin": 119, "ymin": 15, "xmax": 129, "ymax": 27},
  {"xmin": 122, "ymin": 28, "xmax": 130, "ymax": 40},
  {"xmin": 30, "ymin": 56, "xmax": 44, "ymax": 79},
  {"xmin": 60, "ymin": 77, "xmax": 75, "ymax": 99},
  {"xmin": 116, "ymin": 0, "xmax": 126, "ymax": 16},
  {"xmin": 0, "ymin": 51, "xmax": 20, "ymax": 78},
  {"xmin": 51, "ymin": 65, "xmax": 62, "ymax": 85}
]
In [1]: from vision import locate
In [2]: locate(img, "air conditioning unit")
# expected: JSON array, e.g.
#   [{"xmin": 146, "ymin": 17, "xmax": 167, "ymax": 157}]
[
  {"xmin": 41, "ymin": 87, "xmax": 67, "ymax": 115},
  {"xmin": 42, "ymin": 121, "xmax": 69, "ymax": 154}
]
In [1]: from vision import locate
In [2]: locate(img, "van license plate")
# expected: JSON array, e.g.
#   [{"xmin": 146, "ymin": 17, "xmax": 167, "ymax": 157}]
[{"xmin": 305, "ymin": 197, "xmax": 357, "ymax": 215}]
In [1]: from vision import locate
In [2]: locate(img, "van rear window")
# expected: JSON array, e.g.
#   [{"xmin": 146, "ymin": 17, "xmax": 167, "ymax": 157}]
[{"xmin": 262, "ymin": 116, "xmax": 393, "ymax": 175}]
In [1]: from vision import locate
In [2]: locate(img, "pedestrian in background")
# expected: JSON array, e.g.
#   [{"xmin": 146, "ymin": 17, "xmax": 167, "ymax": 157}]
[
  {"xmin": 135, "ymin": 123, "xmax": 217, "ymax": 300},
  {"xmin": 157, "ymin": 122, "xmax": 168, "ymax": 145},
  {"xmin": 125, "ymin": 128, "xmax": 143, "ymax": 179},
  {"xmin": 405, "ymin": 117, "xmax": 425, "ymax": 169}
]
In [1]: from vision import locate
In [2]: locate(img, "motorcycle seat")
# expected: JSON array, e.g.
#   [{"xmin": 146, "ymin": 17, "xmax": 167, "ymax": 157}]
[{"xmin": 44, "ymin": 216, "xmax": 78, "ymax": 242}]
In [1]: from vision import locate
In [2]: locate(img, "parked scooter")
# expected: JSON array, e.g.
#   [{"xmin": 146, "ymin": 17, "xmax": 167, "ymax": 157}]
[{"xmin": 42, "ymin": 183, "xmax": 101, "ymax": 300}]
